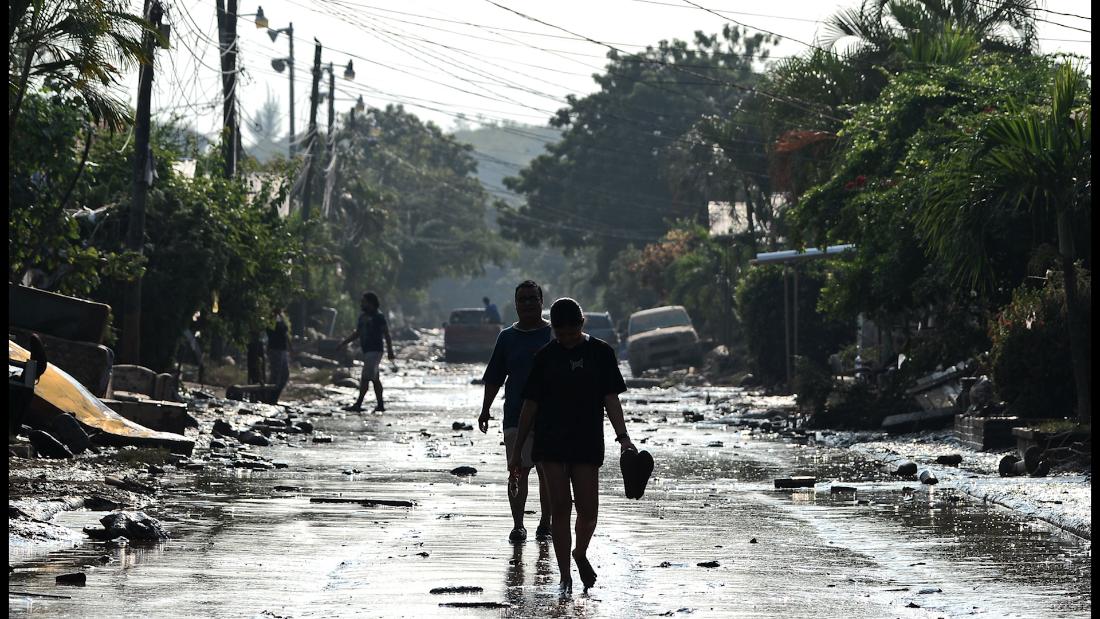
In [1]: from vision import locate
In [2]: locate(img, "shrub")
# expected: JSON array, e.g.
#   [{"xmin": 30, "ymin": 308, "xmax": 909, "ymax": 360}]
[
  {"xmin": 989, "ymin": 267, "xmax": 1089, "ymax": 418},
  {"xmin": 735, "ymin": 263, "xmax": 852, "ymax": 387}
]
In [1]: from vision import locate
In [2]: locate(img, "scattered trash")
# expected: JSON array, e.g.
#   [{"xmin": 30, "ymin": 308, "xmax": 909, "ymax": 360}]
[
  {"xmin": 774, "ymin": 477, "xmax": 815, "ymax": 489},
  {"xmin": 451, "ymin": 421, "xmax": 473, "ymax": 431},
  {"xmin": 892, "ymin": 461, "xmax": 918, "ymax": 476},
  {"xmin": 55, "ymin": 572, "xmax": 86, "ymax": 586},
  {"xmin": 748, "ymin": 538, "xmax": 757, "ymax": 544},
  {"xmin": 309, "ymin": 497, "xmax": 414, "ymax": 507},
  {"xmin": 918, "ymin": 469, "xmax": 938, "ymax": 485},
  {"xmin": 697, "ymin": 561, "xmax": 720, "ymax": 568},
  {"xmin": 935, "ymin": 454, "xmax": 963, "ymax": 466},
  {"xmin": 83, "ymin": 511, "xmax": 168, "ymax": 542},
  {"xmin": 429, "ymin": 586, "xmax": 483, "ymax": 594},
  {"xmin": 450, "ymin": 466, "xmax": 477, "ymax": 477},
  {"xmin": 438, "ymin": 602, "xmax": 510, "ymax": 609}
]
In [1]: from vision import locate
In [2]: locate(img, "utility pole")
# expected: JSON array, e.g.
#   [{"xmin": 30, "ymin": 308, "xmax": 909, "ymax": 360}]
[
  {"xmin": 286, "ymin": 25, "xmax": 296, "ymax": 158},
  {"xmin": 296, "ymin": 40, "xmax": 323, "ymax": 336},
  {"xmin": 120, "ymin": 0, "xmax": 165, "ymax": 364},
  {"xmin": 326, "ymin": 62, "xmax": 335, "ymax": 161},
  {"xmin": 302, "ymin": 40, "xmax": 322, "ymax": 220},
  {"xmin": 215, "ymin": 0, "xmax": 239, "ymax": 178}
]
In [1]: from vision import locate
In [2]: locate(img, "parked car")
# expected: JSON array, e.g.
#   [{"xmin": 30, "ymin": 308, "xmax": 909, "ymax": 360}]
[
  {"xmin": 583, "ymin": 311, "xmax": 619, "ymax": 348},
  {"xmin": 626, "ymin": 305, "xmax": 701, "ymax": 375},
  {"xmin": 443, "ymin": 308, "xmax": 502, "ymax": 362}
]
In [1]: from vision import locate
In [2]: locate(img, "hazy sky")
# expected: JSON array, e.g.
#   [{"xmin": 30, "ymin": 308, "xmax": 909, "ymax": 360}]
[{"xmin": 137, "ymin": 0, "xmax": 1092, "ymax": 144}]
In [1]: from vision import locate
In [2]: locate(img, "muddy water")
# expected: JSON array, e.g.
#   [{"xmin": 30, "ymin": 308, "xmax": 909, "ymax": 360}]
[{"xmin": 9, "ymin": 363, "xmax": 1091, "ymax": 618}]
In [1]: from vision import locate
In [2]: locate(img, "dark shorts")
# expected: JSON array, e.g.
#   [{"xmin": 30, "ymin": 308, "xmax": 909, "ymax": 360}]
[{"xmin": 533, "ymin": 429, "xmax": 604, "ymax": 467}]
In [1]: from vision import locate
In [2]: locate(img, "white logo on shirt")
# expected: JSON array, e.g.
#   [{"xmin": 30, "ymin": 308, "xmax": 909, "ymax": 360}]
[{"xmin": 570, "ymin": 359, "xmax": 584, "ymax": 371}]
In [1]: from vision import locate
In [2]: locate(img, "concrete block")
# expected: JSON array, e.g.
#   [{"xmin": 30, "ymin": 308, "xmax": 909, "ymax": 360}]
[
  {"xmin": 9, "ymin": 328, "xmax": 113, "ymax": 397},
  {"xmin": 154, "ymin": 373, "xmax": 180, "ymax": 402},
  {"xmin": 8, "ymin": 283, "xmax": 110, "ymax": 344},
  {"xmin": 954, "ymin": 415, "xmax": 1020, "ymax": 451},
  {"xmin": 101, "ymin": 399, "xmax": 198, "ymax": 435},
  {"xmin": 111, "ymin": 365, "xmax": 157, "ymax": 398},
  {"xmin": 226, "ymin": 384, "xmax": 280, "ymax": 404}
]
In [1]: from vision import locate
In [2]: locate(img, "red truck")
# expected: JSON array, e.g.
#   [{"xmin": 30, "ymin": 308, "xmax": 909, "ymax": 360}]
[{"xmin": 443, "ymin": 308, "xmax": 502, "ymax": 362}]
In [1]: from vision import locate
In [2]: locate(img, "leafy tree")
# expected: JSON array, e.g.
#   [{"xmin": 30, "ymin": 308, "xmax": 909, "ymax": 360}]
[
  {"xmin": 324, "ymin": 105, "xmax": 511, "ymax": 313},
  {"xmin": 8, "ymin": 91, "xmax": 142, "ymax": 295},
  {"xmin": 501, "ymin": 26, "xmax": 777, "ymax": 281},
  {"xmin": 918, "ymin": 62, "xmax": 1091, "ymax": 419},
  {"xmin": 61, "ymin": 116, "xmax": 302, "ymax": 370}
]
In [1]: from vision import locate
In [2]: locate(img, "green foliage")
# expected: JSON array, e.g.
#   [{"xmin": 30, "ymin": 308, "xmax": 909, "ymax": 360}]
[
  {"xmin": 8, "ymin": 91, "xmax": 143, "ymax": 296},
  {"xmin": 327, "ymin": 105, "xmax": 511, "ymax": 312},
  {"xmin": 9, "ymin": 0, "xmax": 160, "ymax": 134},
  {"xmin": 73, "ymin": 116, "xmax": 300, "ymax": 370},
  {"xmin": 989, "ymin": 268, "xmax": 1089, "ymax": 418},
  {"xmin": 501, "ymin": 26, "xmax": 778, "ymax": 281},
  {"xmin": 735, "ymin": 263, "xmax": 852, "ymax": 387}
]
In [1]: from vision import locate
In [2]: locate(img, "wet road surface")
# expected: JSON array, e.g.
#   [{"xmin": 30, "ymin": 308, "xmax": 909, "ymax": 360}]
[{"xmin": 9, "ymin": 362, "xmax": 1092, "ymax": 617}]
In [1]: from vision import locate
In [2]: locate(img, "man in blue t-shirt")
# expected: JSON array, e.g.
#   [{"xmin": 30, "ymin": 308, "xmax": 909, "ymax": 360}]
[
  {"xmin": 483, "ymin": 296, "xmax": 502, "ymax": 324},
  {"xmin": 479, "ymin": 280, "xmax": 553, "ymax": 543},
  {"xmin": 339, "ymin": 291, "xmax": 395, "ymax": 413}
]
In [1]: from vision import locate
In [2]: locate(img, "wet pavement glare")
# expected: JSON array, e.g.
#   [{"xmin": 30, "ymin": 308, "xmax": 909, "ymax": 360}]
[{"xmin": 9, "ymin": 361, "xmax": 1091, "ymax": 618}]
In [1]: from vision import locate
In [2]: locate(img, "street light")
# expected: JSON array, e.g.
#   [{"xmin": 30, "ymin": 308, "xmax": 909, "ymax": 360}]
[
  {"xmin": 254, "ymin": 5, "xmax": 268, "ymax": 29},
  {"xmin": 343, "ymin": 60, "xmax": 355, "ymax": 81},
  {"xmin": 255, "ymin": 14, "xmax": 295, "ymax": 158},
  {"xmin": 355, "ymin": 95, "xmax": 366, "ymax": 112}
]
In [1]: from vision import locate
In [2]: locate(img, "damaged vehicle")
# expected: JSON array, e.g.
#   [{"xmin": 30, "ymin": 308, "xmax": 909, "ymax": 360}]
[
  {"xmin": 443, "ymin": 308, "xmax": 502, "ymax": 362},
  {"xmin": 626, "ymin": 305, "xmax": 702, "ymax": 376}
]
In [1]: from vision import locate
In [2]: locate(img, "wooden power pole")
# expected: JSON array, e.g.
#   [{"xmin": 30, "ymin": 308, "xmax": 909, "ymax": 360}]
[
  {"xmin": 215, "ymin": 0, "xmax": 240, "ymax": 178},
  {"xmin": 120, "ymin": 0, "xmax": 165, "ymax": 364}
]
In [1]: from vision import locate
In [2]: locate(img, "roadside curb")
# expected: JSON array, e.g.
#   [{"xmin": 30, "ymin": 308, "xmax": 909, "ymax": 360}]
[{"xmin": 848, "ymin": 444, "xmax": 1091, "ymax": 542}]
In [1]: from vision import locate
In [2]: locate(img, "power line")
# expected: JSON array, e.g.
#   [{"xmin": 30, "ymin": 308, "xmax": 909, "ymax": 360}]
[{"xmin": 483, "ymin": 0, "xmax": 845, "ymax": 123}]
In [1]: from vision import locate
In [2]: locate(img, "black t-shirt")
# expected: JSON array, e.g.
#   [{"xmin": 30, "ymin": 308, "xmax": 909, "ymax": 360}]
[
  {"xmin": 266, "ymin": 319, "xmax": 289, "ymax": 351},
  {"xmin": 521, "ymin": 335, "xmax": 627, "ymax": 466}
]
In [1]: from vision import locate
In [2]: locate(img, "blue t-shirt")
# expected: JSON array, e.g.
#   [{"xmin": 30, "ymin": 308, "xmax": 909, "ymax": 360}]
[
  {"xmin": 485, "ymin": 303, "xmax": 502, "ymax": 324},
  {"xmin": 482, "ymin": 322, "xmax": 553, "ymax": 428},
  {"xmin": 357, "ymin": 311, "xmax": 387, "ymax": 352}
]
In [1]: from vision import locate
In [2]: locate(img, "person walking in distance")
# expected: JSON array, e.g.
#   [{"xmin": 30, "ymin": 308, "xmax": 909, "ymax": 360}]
[
  {"xmin": 479, "ymin": 281, "xmax": 553, "ymax": 543},
  {"xmin": 339, "ymin": 292, "xmax": 395, "ymax": 412},
  {"xmin": 483, "ymin": 296, "xmax": 502, "ymax": 324},
  {"xmin": 266, "ymin": 309, "xmax": 293, "ymax": 402},
  {"xmin": 509, "ymin": 297, "xmax": 634, "ymax": 594}
]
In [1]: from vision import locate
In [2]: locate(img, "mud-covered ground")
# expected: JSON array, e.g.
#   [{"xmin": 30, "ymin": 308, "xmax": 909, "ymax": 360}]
[{"xmin": 8, "ymin": 334, "xmax": 1092, "ymax": 617}]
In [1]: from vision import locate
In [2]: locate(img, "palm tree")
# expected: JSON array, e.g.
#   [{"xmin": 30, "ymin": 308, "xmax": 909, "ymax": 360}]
[
  {"xmin": 820, "ymin": 0, "xmax": 1039, "ymax": 64},
  {"xmin": 921, "ymin": 63, "xmax": 1091, "ymax": 421},
  {"xmin": 9, "ymin": 0, "xmax": 156, "ymax": 140}
]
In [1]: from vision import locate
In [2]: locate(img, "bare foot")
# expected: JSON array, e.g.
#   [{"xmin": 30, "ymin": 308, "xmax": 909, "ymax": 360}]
[
  {"xmin": 572, "ymin": 549, "xmax": 596, "ymax": 590},
  {"xmin": 558, "ymin": 577, "xmax": 573, "ymax": 596}
]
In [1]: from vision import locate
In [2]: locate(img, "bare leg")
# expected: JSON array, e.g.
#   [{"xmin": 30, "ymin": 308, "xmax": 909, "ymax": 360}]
[
  {"xmin": 570, "ymin": 464, "xmax": 600, "ymax": 589},
  {"xmin": 372, "ymin": 378, "xmax": 384, "ymax": 409},
  {"xmin": 351, "ymin": 366, "xmax": 369, "ymax": 409},
  {"xmin": 534, "ymin": 463, "xmax": 552, "ymax": 530},
  {"xmin": 509, "ymin": 467, "xmax": 531, "ymax": 529},
  {"xmin": 541, "ymin": 461, "xmax": 574, "ymax": 588}
]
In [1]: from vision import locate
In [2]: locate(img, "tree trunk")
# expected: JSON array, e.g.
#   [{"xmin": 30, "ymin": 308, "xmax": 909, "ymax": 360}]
[{"xmin": 1056, "ymin": 211, "xmax": 1090, "ymax": 423}]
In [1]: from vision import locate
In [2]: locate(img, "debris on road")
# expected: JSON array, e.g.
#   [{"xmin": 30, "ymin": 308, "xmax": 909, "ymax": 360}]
[
  {"xmin": 450, "ymin": 466, "xmax": 477, "ymax": 477},
  {"xmin": 774, "ymin": 476, "xmax": 815, "ymax": 489}
]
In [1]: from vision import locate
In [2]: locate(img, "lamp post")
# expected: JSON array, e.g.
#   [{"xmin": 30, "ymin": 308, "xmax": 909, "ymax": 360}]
[{"xmin": 255, "ymin": 7, "xmax": 295, "ymax": 158}]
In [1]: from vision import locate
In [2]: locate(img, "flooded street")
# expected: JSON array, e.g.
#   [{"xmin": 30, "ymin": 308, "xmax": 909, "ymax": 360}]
[{"xmin": 9, "ymin": 360, "xmax": 1091, "ymax": 618}]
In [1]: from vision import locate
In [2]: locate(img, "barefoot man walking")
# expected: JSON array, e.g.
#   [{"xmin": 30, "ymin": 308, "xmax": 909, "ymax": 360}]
[{"xmin": 479, "ymin": 280, "xmax": 554, "ymax": 543}]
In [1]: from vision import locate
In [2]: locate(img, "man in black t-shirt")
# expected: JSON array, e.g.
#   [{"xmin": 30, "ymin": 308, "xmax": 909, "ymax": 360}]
[
  {"xmin": 509, "ymin": 298, "xmax": 635, "ymax": 595},
  {"xmin": 339, "ymin": 291, "xmax": 395, "ymax": 412}
]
